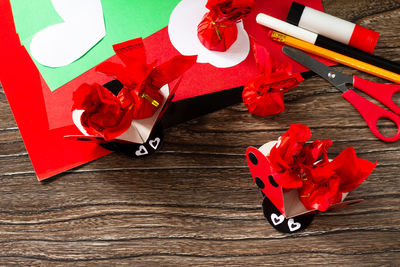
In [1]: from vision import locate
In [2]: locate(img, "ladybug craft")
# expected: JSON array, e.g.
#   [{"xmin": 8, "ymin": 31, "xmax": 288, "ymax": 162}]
[
  {"xmin": 67, "ymin": 38, "xmax": 197, "ymax": 158},
  {"xmin": 246, "ymin": 124, "xmax": 376, "ymax": 233}
]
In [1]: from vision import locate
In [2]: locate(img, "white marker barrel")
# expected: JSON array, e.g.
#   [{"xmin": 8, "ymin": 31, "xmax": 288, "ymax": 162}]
[
  {"xmin": 286, "ymin": 2, "xmax": 379, "ymax": 53},
  {"xmin": 256, "ymin": 13, "xmax": 318, "ymax": 44}
]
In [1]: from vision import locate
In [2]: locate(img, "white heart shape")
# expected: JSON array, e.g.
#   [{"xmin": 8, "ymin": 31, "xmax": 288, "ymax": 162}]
[
  {"xmin": 135, "ymin": 146, "xmax": 148, "ymax": 157},
  {"xmin": 149, "ymin": 138, "xmax": 161, "ymax": 150},
  {"xmin": 168, "ymin": 0, "xmax": 250, "ymax": 68},
  {"xmin": 271, "ymin": 213, "xmax": 285, "ymax": 226},
  {"xmin": 30, "ymin": 0, "xmax": 105, "ymax": 67},
  {"xmin": 288, "ymin": 218, "xmax": 301, "ymax": 232}
]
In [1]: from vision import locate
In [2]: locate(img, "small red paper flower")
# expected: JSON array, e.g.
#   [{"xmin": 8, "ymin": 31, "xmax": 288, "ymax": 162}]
[
  {"xmin": 242, "ymin": 41, "xmax": 303, "ymax": 117},
  {"xmin": 267, "ymin": 124, "xmax": 311, "ymax": 188},
  {"xmin": 72, "ymin": 38, "xmax": 196, "ymax": 140},
  {"xmin": 299, "ymin": 169, "xmax": 341, "ymax": 212},
  {"xmin": 297, "ymin": 139, "xmax": 333, "ymax": 167},
  {"xmin": 299, "ymin": 147, "xmax": 377, "ymax": 211},
  {"xmin": 197, "ymin": 0, "xmax": 254, "ymax": 51},
  {"xmin": 96, "ymin": 38, "xmax": 197, "ymax": 120},
  {"xmin": 72, "ymin": 83, "xmax": 135, "ymax": 141}
]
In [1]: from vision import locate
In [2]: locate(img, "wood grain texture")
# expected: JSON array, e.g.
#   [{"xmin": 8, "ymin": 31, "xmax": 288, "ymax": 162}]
[{"xmin": 0, "ymin": 0, "xmax": 399, "ymax": 265}]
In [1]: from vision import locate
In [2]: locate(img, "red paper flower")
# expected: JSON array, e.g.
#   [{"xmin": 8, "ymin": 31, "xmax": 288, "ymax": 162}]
[
  {"xmin": 72, "ymin": 83, "xmax": 135, "ymax": 141},
  {"xmin": 267, "ymin": 124, "xmax": 312, "ymax": 188},
  {"xmin": 242, "ymin": 41, "xmax": 303, "ymax": 117},
  {"xmin": 297, "ymin": 139, "xmax": 333, "ymax": 166},
  {"xmin": 96, "ymin": 38, "xmax": 197, "ymax": 120},
  {"xmin": 72, "ymin": 38, "xmax": 196, "ymax": 140},
  {"xmin": 197, "ymin": 0, "xmax": 254, "ymax": 51},
  {"xmin": 299, "ymin": 147, "xmax": 377, "ymax": 211}
]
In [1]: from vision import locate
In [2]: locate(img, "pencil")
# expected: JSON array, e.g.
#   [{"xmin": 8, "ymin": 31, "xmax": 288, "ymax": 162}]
[
  {"xmin": 270, "ymin": 31, "xmax": 400, "ymax": 84},
  {"xmin": 256, "ymin": 13, "xmax": 400, "ymax": 74}
]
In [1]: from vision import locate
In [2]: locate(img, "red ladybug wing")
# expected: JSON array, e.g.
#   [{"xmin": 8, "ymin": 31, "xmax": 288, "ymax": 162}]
[{"xmin": 246, "ymin": 146, "xmax": 285, "ymax": 215}]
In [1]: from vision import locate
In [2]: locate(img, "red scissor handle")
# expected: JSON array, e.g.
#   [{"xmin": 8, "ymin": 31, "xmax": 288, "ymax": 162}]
[
  {"xmin": 342, "ymin": 90, "xmax": 400, "ymax": 142},
  {"xmin": 353, "ymin": 76, "xmax": 400, "ymax": 115}
]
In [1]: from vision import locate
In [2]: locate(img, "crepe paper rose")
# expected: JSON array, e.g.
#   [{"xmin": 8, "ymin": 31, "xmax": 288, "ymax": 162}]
[
  {"xmin": 266, "ymin": 124, "xmax": 312, "ymax": 189},
  {"xmin": 197, "ymin": 0, "xmax": 254, "ymax": 51},
  {"xmin": 242, "ymin": 40, "xmax": 303, "ymax": 117},
  {"xmin": 72, "ymin": 83, "xmax": 135, "ymax": 141},
  {"xmin": 96, "ymin": 38, "xmax": 197, "ymax": 120},
  {"xmin": 299, "ymin": 147, "xmax": 377, "ymax": 211}
]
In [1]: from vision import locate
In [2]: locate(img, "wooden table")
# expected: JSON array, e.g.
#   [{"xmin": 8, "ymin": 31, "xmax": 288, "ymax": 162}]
[{"xmin": 0, "ymin": 0, "xmax": 399, "ymax": 265}]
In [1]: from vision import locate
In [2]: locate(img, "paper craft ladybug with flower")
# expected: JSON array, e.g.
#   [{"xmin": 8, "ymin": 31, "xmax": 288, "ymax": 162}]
[
  {"xmin": 246, "ymin": 124, "xmax": 376, "ymax": 233},
  {"xmin": 67, "ymin": 38, "xmax": 196, "ymax": 157}
]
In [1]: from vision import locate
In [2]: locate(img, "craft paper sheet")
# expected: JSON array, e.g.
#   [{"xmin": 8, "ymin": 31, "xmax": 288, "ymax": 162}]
[
  {"xmin": 30, "ymin": 0, "xmax": 106, "ymax": 68},
  {"xmin": 10, "ymin": 0, "xmax": 181, "ymax": 91},
  {"xmin": 1, "ymin": 0, "xmax": 324, "ymax": 180}
]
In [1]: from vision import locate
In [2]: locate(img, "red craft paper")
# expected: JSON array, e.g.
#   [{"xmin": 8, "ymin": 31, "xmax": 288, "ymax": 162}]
[
  {"xmin": 0, "ymin": 0, "xmax": 325, "ymax": 180},
  {"xmin": 0, "ymin": 1, "xmax": 110, "ymax": 180}
]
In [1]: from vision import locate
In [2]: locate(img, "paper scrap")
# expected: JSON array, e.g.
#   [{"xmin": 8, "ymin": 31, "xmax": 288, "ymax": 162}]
[{"xmin": 30, "ymin": 0, "xmax": 105, "ymax": 68}]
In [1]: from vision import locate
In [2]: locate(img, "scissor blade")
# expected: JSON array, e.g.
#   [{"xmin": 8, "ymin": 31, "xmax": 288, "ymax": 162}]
[{"xmin": 282, "ymin": 46, "xmax": 352, "ymax": 93}]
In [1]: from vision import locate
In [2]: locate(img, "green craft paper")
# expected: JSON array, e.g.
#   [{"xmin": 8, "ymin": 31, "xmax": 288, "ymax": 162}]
[{"xmin": 10, "ymin": 0, "xmax": 180, "ymax": 91}]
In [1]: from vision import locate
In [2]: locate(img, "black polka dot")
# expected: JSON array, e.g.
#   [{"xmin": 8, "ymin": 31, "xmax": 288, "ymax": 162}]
[
  {"xmin": 255, "ymin": 177, "xmax": 265, "ymax": 189},
  {"xmin": 248, "ymin": 152, "xmax": 258, "ymax": 165},
  {"xmin": 269, "ymin": 175, "xmax": 279, "ymax": 187}
]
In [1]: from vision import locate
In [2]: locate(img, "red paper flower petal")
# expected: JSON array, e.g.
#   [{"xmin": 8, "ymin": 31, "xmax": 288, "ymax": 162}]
[
  {"xmin": 299, "ymin": 174, "xmax": 341, "ymax": 211},
  {"xmin": 331, "ymin": 147, "xmax": 377, "ymax": 193},
  {"xmin": 298, "ymin": 139, "xmax": 333, "ymax": 166},
  {"xmin": 266, "ymin": 124, "xmax": 311, "ymax": 188}
]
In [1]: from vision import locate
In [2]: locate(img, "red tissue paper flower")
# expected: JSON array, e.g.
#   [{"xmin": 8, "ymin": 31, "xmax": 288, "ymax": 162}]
[
  {"xmin": 299, "ymin": 147, "xmax": 377, "ymax": 211},
  {"xmin": 197, "ymin": 0, "xmax": 254, "ymax": 51},
  {"xmin": 96, "ymin": 38, "xmax": 197, "ymax": 120},
  {"xmin": 72, "ymin": 38, "xmax": 197, "ymax": 140},
  {"xmin": 242, "ymin": 41, "xmax": 303, "ymax": 117},
  {"xmin": 267, "ymin": 124, "xmax": 311, "ymax": 189},
  {"xmin": 72, "ymin": 83, "xmax": 135, "ymax": 141},
  {"xmin": 266, "ymin": 124, "xmax": 376, "ymax": 211}
]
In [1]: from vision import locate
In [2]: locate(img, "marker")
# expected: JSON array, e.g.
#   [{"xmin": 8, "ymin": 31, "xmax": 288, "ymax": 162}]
[
  {"xmin": 256, "ymin": 13, "xmax": 400, "ymax": 75},
  {"xmin": 286, "ymin": 2, "xmax": 379, "ymax": 54},
  {"xmin": 270, "ymin": 31, "xmax": 400, "ymax": 84}
]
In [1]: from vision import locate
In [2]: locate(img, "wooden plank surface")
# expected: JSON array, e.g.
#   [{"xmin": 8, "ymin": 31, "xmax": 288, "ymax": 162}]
[{"xmin": 0, "ymin": 0, "xmax": 399, "ymax": 265}]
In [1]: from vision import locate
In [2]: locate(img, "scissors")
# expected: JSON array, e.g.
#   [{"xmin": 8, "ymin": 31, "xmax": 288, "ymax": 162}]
[{"xmin": 282, "ymin": 46, "xmax": 400, "ymax": 142}]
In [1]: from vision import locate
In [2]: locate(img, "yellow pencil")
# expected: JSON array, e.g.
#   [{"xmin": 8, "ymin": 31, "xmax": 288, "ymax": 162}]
[{"xmin": 271, "ymin": 31, "xmax": 400, "ymax": 84}]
